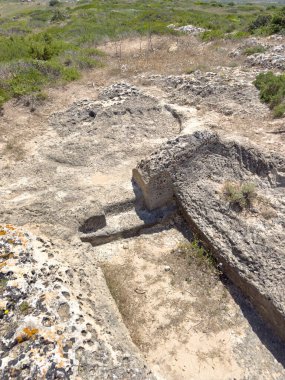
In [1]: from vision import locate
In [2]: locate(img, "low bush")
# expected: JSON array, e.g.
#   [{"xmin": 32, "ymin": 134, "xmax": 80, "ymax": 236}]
[
  {"xmin": 8, "ymin": 67, "xmax": 47, "ymax": 97},
  {"xmin": 249, "ymin": 8, "xmax": 285, "ymax": 35},
  {"xmin": 0, "ymin": 58, "xmax": 81, "ymax": 103},
  {"xmin": 51, "ymin": 10, "xmax": 67, "ymax": 22},
  {"xmin": 254, "ymin": 71, "xmax": 285, "ymax": 118},
  {"xmin": 201, "ymin": 30, "xmax": 224, "ymax": 41},
  {"xmin": 273, "ymin": 104, "xmax": 285, "ymax": 118},
  {"xmin": 61, "ymin": 66, "xmax": 80, "ymax": 81},
  {"xmin": 224, "ymin": 31, "xmax": 250, "ymax": 40},
  {"xmin": 177, "ymin": 240, "xmax": 216, "ymax": 271},
  {"xmin": 270, "ymin": 8, "xmax": 285, "ymax": 34},
  {"xmin": 248, "ymin": 15, "xmax": 271, "ymax": 32},
  {"xmin": 49, "ymin": 0, "xmax": 60, "ymax": 6},
  {"xmin": 223, "ymin": 182, "xmax": 256, "ymax": 210},
  {"xmin": 243, "ymin": 45, "xmax": 266, "ymax": 56},
  {"xmin": 19, "ymin": 301, "xmax": 31, "ymax": 315}
]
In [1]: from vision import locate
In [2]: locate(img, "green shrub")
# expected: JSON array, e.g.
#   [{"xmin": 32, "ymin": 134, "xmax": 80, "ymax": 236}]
[
  {"xmin": 0, "ymin": 36, "xmax": 30, "ymax": 62},
  {"xmin": 0, "ymin": 87, "xmax": 10, "ymax": 107},
  {"xmin": 248, "ymin": 15, "xmax": 271, "ymax": 32},
  {"xmin": 273, "ymin": 103, "xmax": 285, "ymax": 118},
  {"xmin": 223, "ymin": 182, "xmax": 256, "ymax": 210},
  {"xmin": 28, "ymin": 33, "xmax": 70, "ymax": 61},
  {"xmin": 249, "ymin": 8, "xmax": 285, "ymax": 35},
  {"xmin": 201, "ymin": 30, "xmax": 224, "ymax": 41},
  {"xmin": 270, "ymin": 8, "xmax": 285, "ymax": 34},
  {"xmin": 243, "ymin": 45, "xmax": 266, "ymax": 56},
  {"xmin": 254, "ymin": 72, "xmax": 285, "ymax": 117},
  {"xmin": 49, "ymin": 0, "xmax": 60, "ymax": 6},
  {"xmin": 61, "ymin": 67, "xmax": 80, "ymax": 81},
  {"xmin": 226, "ymin": 31, "xmax": 249, "ymax": 40},
  {"xmin": 51, "ymin": 10, "xmax": 66, "ymax": 23},
  {"xmin": 177, "ymin": 240, "xmax": 216, "ymax": 271},
  {"xmin": 8, "ymin": 66, "xmax": 47, "ymax": 97},
  {"xmin": 185, "ymin": 67, "xmax": 196, "ymax": 75},
  {"xmin": 19, "ymin": 301, "xmax": 31, "ymax": 315}
]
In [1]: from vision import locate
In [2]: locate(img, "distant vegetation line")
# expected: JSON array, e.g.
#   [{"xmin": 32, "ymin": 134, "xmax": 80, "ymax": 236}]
[{"xmin": 0, "ymin": 0, "xmax": 284, "ymax": 106}]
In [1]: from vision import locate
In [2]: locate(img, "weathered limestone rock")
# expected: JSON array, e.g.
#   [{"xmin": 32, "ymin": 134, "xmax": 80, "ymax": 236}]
[
  {"xmin": 132, "ymin": 171, "xmax": 173, "ymax": 211},
  {"xmin": 133, "ymin": 131, "xmax": 285, "ymax": 341},
  {"xmin": 0, "ymin": 225, "xmax": 154, "ymax": 379}
]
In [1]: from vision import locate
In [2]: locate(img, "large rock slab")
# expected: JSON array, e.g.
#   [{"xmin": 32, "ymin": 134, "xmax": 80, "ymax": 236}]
[
  {"xmin": 0, "ymin": 225, "xmax": 154, "ymax": 379},
  {"xmin": 133, "ymin": 131, "xmax": 285, "ymax": 341}
]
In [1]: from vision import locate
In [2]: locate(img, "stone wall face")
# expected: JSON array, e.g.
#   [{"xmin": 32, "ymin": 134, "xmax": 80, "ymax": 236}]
[
  {"xmin": 133, "ymin": 131, "xmax": 285, "ymax": 342},
  {"xmin": 132, "ymin": 169, "xmax": 174, "ymax": 210}
]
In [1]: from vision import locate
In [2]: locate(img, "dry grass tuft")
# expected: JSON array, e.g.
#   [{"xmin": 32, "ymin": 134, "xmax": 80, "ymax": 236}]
[
  {"xmin": 4, "ymin": 138, "xmax": 26, "ymax": 161},
  {"xmin": 99, "ymin": 35, "xmax": 243, "ymax": 79}
]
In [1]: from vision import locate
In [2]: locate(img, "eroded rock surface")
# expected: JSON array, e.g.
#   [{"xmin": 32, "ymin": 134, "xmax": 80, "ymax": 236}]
[
  {"xmin": 230, "ymin": 35, "xmax": 285, "ymax": 71},
  {"xmin": 133, "ymin": 131, "xmax": 285, "ymax": 341},
  {"xmin": 1, "ymin": 34, "xmax": 285, "ymax": 377},
  {"xmin": 0, "ymin": 225, "xmax": 153, "ymax": 379},
  {"xmin": 0, "ymin": 82, "xmax": 181, "ymax": 379}
]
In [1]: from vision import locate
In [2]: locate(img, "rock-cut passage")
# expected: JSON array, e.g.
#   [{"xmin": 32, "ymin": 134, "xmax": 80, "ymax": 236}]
[
  {"xmin": 98, "ymin": 223, "xmax": 285, "ymax": 380},
  {"xmin": 133, "ymin": 130, "xmax": 285, "ymax": 343}
]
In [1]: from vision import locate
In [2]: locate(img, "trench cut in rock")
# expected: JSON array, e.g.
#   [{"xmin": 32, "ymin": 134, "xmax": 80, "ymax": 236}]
[
  {"xmin": 79, "ymin": 200, "xmax": 177, "ymax": 247},
  {"xmin": 133, "ymin": 130, "xmax": 285, "ymax": 342}
]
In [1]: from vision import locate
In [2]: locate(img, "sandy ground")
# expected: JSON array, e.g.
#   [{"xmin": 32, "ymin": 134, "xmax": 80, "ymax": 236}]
[{"xmin": 98, "ymin": 227, "xmax": 285, "ymax": 380}]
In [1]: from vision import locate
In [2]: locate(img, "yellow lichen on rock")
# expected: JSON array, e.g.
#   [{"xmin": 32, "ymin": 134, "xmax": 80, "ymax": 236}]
[{"xmin": 16, "ymin": 327, "xmax": 39, "ymax": 344}]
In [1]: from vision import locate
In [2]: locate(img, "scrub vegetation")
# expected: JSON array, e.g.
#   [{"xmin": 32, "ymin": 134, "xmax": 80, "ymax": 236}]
[
  {"xmin": 223, "ymin": 181, "xmax": 257, "ymax": 210},
  {"xmin": 0, "ymin": 0, "xmax": 284, "ymax": 106},
  {"xmin": 254, "ymin": 71, "xmax": 285, "ymax": 118}
]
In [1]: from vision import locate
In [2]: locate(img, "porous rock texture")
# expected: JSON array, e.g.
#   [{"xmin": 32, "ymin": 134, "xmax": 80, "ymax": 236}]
[
  {"xmin": 0, "ymin": 224, "xmax": 153, "ymax": 379},
  {"xmin": 1, "ymin": 52, "xmax": 285, "ymax": 377},
  {"xmin": 0, "ymin": 82, "xmax": 179, "ymax": 379},
  {"xmin": 229, "ymin": 36, "xmax": 285, "ymax": 71},
  {"xmin": 133, "ymin": 131, "xmax": 285, "ymax": 341}
]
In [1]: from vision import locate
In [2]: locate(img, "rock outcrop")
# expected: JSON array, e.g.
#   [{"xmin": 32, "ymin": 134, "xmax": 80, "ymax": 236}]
[
  {"xmin": 0, "ymin": 225, "xmax": 154, "ymax": 379},
  {"xmin": 133, "ymin": 131, "xmax": 285, "ymax": 341}
]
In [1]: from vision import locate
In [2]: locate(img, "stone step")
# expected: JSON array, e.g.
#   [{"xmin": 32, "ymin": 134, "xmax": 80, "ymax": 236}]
[{"xmin": 80, "ymin": 204, "xmax": 176, "ymax": 246}]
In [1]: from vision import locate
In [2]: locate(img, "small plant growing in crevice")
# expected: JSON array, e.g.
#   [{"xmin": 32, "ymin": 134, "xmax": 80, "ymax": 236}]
[
  {"xmin": 223, "ymin": 181, "xmax": 256, "ymax": 211},
  {"xmin": 0, "ymin": 277, "xmax": 8, "ymax": 295},
  {"xmin": 19, "ymin": 301, "xmax": 31, "ymax": 316},
  {"xmin": 177, "ymin": 240, "xmax": 217, "ymax": 272}
]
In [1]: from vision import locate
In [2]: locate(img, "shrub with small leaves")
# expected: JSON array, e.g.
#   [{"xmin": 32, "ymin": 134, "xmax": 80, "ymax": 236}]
[
  {"xmin": 254, "ymin": 72, "xmax": 285, "ymax": 118},
  {"xmin": 243, "ymin": 45, "xmax": 266, "ymax": 56},
  {"xmin": 223, "ymin": 181, "xmax": 256, "ymax": 210},
  {"xmin": 177, "ymin": 240, "xmax": 216, "ymax": 270},
  {"xmin": 49, "ymin": 0, "xmax": 59, "ymax": 6},
  {"xmin": 19, "ymin": 301, "xmax": 31, "ymax": 316}
]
